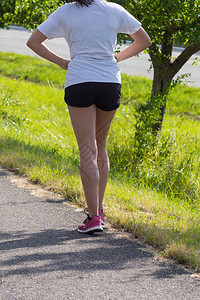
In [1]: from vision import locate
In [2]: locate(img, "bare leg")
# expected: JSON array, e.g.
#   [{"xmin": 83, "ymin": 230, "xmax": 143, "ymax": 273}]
[
  {"xmin": 96, "ymin": 107, "xmax": 117, "ymax": 210},
  {"xmin": 68, "ymin": 105, "xmax": 99, "ymax": 218}
]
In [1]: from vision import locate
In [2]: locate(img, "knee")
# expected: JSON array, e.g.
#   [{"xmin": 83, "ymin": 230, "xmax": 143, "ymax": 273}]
[
  {"xmin": 97, "ymin": 142, "xmax": 107, "ymax": 159},
  {"xmin": 97, "ymin": 144, "xmax": 109, "ymax": 170},
  {"xmin": 79, "ymin": 139, "xmax": 98, "ymax": 164},
  {"xmin": 79, "ymin": 140, "xmax": 99, "ymax": 184}
]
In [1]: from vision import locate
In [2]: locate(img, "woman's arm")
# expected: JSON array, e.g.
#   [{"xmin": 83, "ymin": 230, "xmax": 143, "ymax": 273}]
[
  {"xmin": 27, "ymin": 29, "xmax": 70, "ymax": 70},
  {"xmin": 115, "ymin": 27, "xmax": 152, "ymax": 62}
]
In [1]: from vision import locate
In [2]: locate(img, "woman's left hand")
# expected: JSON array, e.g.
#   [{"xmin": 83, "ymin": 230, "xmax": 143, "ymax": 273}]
[{"xmin": 58, "ymin": 58, "xmax": 71, "ymax": 70}]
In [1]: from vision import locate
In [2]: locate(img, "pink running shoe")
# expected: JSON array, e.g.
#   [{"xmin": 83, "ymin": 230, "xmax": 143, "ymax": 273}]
[
  {"xmin": 77, "ymin": 215, "xmax": 103, "ymax": 233},
  {"xmin": 99, "ymin": 209, "xmax": 105, "ymax": 225}
]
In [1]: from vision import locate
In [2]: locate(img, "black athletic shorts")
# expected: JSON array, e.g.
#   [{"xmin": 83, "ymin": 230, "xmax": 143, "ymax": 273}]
[{"xmin": 64, "ymin": 82, "xmax": 121, "ymax": 111}]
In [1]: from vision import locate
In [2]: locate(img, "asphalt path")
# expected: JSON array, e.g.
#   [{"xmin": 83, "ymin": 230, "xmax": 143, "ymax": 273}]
[
  {"xmin": 1, "ymin": 167, "xmax": 200, "ymax": 300},
  {"xmin": 0, "ymin": 27, "xmax": 200, "ymax": 87}
]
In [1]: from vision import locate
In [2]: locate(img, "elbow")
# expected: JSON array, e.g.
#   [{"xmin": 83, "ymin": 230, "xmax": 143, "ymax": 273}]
[
  {"xmin": 140, "ymin": 39, "xmax": 152, "ymax": 52},
  {"xmin": 146, "ymin": 36, "xmax": 152, "ymax": 49},
  {"xmin": 147, "ymin": 41, "xmax": 152, "ymax": 49},
  {"xmin": 26, "ymin": 38, "xmax": 33, "ymax": 49},
  {"xmin": 148, "ymin": 38, "xmax": 152, "ymax": 48},
  {"xmin": 26, "ymin": 36, "xmax": 37, "ymax": 50}
]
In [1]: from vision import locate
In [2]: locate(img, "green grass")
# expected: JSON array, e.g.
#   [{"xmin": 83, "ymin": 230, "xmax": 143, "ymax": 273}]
[
  {"xmin": 0, "ymin": 52, "xmax": 66, "ymax": 87},
  {"xmin": 0, "ymin": 52, "xmax": 200, "ymax": 272}
]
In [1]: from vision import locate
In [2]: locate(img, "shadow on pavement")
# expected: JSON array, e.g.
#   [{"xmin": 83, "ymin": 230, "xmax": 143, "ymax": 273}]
[
  {"xmin": 0, "ymin": 228, "xmax": 188, "ymax": 279},
  {"xmin": 0, "ymin": 170, "xmax": 9, "ymax": 177}
]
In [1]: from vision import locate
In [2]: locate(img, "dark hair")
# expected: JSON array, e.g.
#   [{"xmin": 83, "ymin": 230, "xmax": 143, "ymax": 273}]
[{"xmin": 68, "ymin": 0, "xmax": 94, "ymax": 6}]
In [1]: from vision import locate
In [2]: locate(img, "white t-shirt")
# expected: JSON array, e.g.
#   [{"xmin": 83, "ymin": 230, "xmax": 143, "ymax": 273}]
[{"xmin": 37, "ymin": 0, "xmax": 141, "ymax": 88}]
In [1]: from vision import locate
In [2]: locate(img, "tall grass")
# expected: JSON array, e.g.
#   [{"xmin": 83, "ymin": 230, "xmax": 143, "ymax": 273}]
[
  {"xmin": 108, "ymin": 114, "xmax": 200, "ymax": 204},
  {"xmin": 0, "ymin": 52, "xmax": 200, "ymax": 271}
]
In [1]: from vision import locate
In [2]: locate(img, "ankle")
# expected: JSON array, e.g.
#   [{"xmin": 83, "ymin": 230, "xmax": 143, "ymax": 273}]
[
  {"xmin": 88, "ymin": 215, "xmax": 94, "ymax": 219},
  {"xmin": 88, "ymin": 209, "xmax": 98, "ymax": 218}
]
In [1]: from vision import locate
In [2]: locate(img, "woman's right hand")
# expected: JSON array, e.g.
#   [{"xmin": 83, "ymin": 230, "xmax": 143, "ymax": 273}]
[{"xmin": 27, "ymin": 29, "xmax": 71, "ymax": 70}]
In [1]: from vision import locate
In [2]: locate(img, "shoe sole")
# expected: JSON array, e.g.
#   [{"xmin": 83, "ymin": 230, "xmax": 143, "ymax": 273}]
[{"xmin": 77, "ymin": 226, "xmax": 103, "ymax": 234}]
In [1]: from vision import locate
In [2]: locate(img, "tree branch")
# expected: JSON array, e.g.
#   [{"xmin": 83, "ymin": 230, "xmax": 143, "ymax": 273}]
[{"xmin": 170, "ymin": 42, "xmax": 200, "ymax": 78}]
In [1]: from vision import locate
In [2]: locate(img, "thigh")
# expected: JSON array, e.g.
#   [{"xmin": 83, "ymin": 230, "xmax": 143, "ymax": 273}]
[
  {"xmin": 96, "ymin": 107, "xmax": 117, "ymax": 149},
  {"xmin": 67, "ymin": 104, "xmax": 96, "ymax": 152}
]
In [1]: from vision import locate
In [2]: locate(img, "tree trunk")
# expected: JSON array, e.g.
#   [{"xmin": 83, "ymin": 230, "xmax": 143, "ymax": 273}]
[
  {"xmin": 149, "ymin": 41, "xmax": 200, "ymax": 135},
  {"xmin": 151, "ymin": 66, "xmax": 172, "ymax": 134}
]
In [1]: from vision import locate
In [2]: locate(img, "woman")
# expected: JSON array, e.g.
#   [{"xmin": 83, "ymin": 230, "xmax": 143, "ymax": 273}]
[{"xmin": 27, "ymin": 0, "xmax": 151, "ymax": 233}]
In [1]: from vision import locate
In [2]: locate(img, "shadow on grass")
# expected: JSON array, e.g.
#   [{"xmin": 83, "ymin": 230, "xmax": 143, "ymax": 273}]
[{"xmin": 0, "ymin": 136, "xmax": 80, "ymax": 177}]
